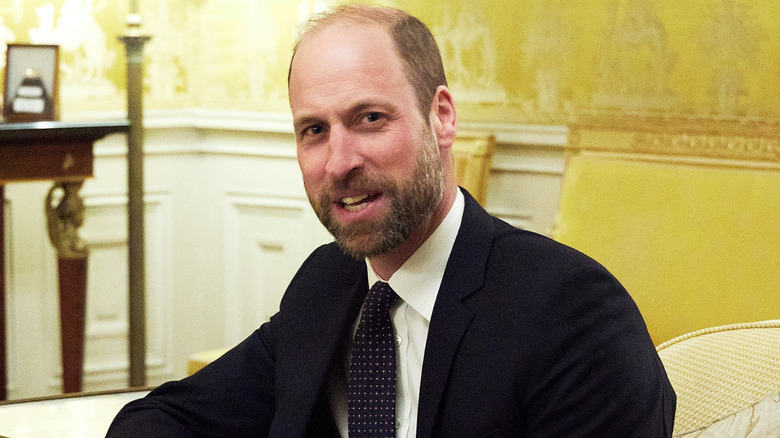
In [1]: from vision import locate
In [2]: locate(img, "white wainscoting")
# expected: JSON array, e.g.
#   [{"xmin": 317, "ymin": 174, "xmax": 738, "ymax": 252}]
[
  {"xmin": 223, "ymin": 191, "xmax": 331, "ymax": 343},
  {"xmin": 2, "ymin": 110, "xmax": 567, "ymax": 399},
  {"xmin": 4, "ymin": 183, "xmax": 60, "ymax": 399}
]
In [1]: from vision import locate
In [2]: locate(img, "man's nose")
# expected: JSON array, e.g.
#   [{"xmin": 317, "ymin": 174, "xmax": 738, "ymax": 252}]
[{"xmin": 324, "ymin": 126, "xmax": 363, "ymax": 179}]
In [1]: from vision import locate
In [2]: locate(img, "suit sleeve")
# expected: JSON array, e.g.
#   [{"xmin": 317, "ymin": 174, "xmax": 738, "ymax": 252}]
[
  {"xmin": 521, "ymin": 259, "xmax": 676, "ymax": 437},
  {"xmin": 106, "ymin": 312, "xmax": 279, "ymax": 437}
]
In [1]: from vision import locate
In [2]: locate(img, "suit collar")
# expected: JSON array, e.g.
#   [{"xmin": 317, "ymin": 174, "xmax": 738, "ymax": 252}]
[
  {"xmin": 416, "ymin": 189, "xmax": 496, "ymax": 438},
  {"xmin": 271, "ymin": 247, "xmax": 367, "ymax": 437},
  {"xmin": 437, "ymin": 189, "xmax": 494, "ymax": 300},
  {"xmin": 372, "ymin": 189, "xmax": 466, "ymax": 322}
]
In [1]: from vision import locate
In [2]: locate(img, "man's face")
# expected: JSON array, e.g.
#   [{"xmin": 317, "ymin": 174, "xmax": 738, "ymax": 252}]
[{"xmin": 289, "ymin": 22, "xmax": 443, "ymax": 259}]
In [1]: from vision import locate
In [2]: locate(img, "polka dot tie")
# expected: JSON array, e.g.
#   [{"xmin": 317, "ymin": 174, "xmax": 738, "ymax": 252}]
[{"xmin": 348, "ymin": 281, "xmax": 399, "ymax": 438}]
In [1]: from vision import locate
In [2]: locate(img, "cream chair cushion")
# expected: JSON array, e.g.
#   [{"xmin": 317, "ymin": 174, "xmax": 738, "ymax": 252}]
[
  {"xmin": 656, "ymin": 320, "xmax": 780, "ymax": 437},
  {"xmin": 676, "ymin": 392, "xmax": 779, "ymax": 438}
]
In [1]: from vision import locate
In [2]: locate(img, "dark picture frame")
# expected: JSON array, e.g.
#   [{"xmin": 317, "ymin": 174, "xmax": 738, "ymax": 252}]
[{"xmin": 3, "ymin": 44, "xmax": 59, "ymax": 123}]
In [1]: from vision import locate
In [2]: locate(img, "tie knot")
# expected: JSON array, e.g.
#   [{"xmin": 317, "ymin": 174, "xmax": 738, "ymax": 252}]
[{"xmin": 361, "ymin": 281, "xmax": 399, "ymax": 325}]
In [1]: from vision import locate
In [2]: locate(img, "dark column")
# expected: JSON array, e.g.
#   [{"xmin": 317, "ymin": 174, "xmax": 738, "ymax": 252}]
[
  {"xmin": 120, "ymin": 18, "xmax": 151, "ymax": 389},
  {"xmin": 58, "ymin": 257, "xmax": 87, "ymax": 393},
  {"xmin": 0, "ymin": 186, "xmax": 6, "ymax": 400}
]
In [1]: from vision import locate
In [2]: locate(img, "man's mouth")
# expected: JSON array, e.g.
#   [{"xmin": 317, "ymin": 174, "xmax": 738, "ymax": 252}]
[{"xmin": 339, "ymin": 193, "xmax": 380, "ymax": 212}]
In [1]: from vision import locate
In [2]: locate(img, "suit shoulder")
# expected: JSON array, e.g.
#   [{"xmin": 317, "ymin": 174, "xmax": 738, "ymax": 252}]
[
  {"xmin": 488, "ymin": 218, "xmax": 604, "ymax": 273},
  {"xmin": 293, "ymin": 242, "xmax": 362, "ymax": 278},
  {"xmin": 279, "ymin": 242, "xmax": 364, "ymax": 309},
  {"xmin": 479, "ymin": 217, "xmax": 634, "ymax": 319}
]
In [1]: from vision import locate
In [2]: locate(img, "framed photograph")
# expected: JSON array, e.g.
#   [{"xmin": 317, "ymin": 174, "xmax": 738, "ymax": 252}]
[{"xmin": 3, "ymin": 44, "xmax": 59, "ymax": 123}]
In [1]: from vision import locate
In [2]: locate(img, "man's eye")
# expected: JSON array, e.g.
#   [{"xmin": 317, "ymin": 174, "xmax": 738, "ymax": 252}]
[
  {"xmin": 303, "ymin": 125, "xmax": 324, "ymax": 136},
  {"xmin": 364, "ymin": 112, "xmax": 382, "ymax": 123}
]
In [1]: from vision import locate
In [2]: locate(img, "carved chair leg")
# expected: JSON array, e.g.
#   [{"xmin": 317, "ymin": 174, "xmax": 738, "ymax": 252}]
[{"xmin": 45, "ymin": 181, "xmax": 89, "ymax": 393}]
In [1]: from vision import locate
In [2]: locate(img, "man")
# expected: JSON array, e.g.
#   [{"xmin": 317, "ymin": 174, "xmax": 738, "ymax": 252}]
[{"xmin": 108, "ymin": 4, "xmax": 675, "ymax": 437}]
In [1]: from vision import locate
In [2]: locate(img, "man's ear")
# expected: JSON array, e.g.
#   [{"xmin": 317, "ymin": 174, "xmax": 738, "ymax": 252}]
[{"xmin": 429, "ymin": 85, "xmax": 457, "ymax": 151}]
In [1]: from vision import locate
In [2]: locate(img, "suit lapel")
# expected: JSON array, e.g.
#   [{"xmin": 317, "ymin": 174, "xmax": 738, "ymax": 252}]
[
  {"xmin": 416, "ymin": 191, "xmax": 496, "ymax": 438},
  {"xmin": 271, "ymin": 246, "xmax": 368, "ymax": 437}
]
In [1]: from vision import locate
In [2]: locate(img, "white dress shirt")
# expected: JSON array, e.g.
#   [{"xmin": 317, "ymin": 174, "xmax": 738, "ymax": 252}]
[{"xmin": 329, "ymin": 189, "xmax": 465, "ymax": 438}]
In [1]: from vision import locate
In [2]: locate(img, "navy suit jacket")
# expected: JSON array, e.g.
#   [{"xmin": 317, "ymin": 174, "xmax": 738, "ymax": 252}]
[{"xmin": 108, "ymin": 190, "xmax": 675, "ymax": 437}]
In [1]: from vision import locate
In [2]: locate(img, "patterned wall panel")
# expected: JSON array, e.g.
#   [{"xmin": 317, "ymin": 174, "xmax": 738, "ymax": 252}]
[{"xmin": 3, "ymin": 0, "xmax": 779, "ymax": 124}]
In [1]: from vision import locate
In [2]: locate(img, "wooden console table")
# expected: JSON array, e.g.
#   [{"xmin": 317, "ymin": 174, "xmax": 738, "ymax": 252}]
[{"xmin": 0, "ymin": 120, "xmax": 129, "ymax": 400}]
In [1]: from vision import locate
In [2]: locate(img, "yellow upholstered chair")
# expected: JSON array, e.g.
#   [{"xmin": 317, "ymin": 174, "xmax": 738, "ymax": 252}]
[
  {"xmin": 553, "ymin": 116, "xmax": 780, "ymax": 345},
  {"xmin": 451, "ymin": 131, "xmax": 496, "ymax": 206},
  {"xmin": 656, "ymin": 320, "xmax": 780, "ymax": 437},
  {"xmin": 187, "ymin": 348, "xmax": 229, "ymax": 376}
]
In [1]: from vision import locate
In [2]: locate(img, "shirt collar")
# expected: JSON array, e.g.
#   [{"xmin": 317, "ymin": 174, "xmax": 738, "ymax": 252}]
[{"xmin": 367, "ymin": 189, "xmax": 465, "ymax": 322}]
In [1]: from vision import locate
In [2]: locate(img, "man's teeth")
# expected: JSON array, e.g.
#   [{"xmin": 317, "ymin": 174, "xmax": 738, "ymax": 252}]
[
  {"xmin": 341, "ymin": 194, "xmax": 370, "ymax": 212},
  {"xmin": 342, "ymin": 195, "xmax": 368, "ymax": 204}
]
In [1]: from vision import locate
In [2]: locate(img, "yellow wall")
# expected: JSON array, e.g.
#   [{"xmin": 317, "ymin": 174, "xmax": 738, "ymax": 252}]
[{"xmin": 2, "ymin": 0, "xmax": 779, "ymax": 124}]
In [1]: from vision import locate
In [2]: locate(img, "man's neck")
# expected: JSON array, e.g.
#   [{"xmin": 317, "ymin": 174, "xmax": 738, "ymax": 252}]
[{"xmin": 368, "ymin": 185, "xmax": 458, "ymax": 280}]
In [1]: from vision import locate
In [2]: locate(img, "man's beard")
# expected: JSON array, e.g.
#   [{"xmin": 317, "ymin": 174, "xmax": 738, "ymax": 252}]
[{"xmin": 309, "ymin": 127, "xmax": 444, "ymax": 260}]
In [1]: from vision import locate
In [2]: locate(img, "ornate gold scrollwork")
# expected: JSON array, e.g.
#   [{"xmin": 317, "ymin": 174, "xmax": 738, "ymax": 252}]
[
  {"xmin": 45, "ymin": 182, "xmax": 88, "ymax": 259},
  {"xmin": 633, "ymin": 132, "xmax": 780, "ymax": 162},
  {"xmin": 569, "ymin": 115, "xmax": 780, "ymax": 164}
]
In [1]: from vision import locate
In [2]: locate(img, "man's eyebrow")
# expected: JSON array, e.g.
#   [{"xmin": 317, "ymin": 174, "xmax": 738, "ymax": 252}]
[
  {"xmin": 292, "ymin": 115, "xmax": 322, "ymax": 132},
  {"xmin": 350, "ymin": 100, "xmax": 393, "ymax": 114},
  {"xmin": 294, "ymin": 100, "xmax": 395, "ymax": 130}
]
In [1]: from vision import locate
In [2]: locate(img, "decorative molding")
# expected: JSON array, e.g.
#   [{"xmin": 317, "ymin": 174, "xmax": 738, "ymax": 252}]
[
  {"xmin": 490, "ymin": 162, "xmax": 565, "ymax": 178},
  {"xmin": 632, "ymin": 132, "xmax": 780, "ymax": 163},
  {"xmin": 570, "ymin": 115, "xmax": 780, "ymax": 166},
  {"xmin": 71, "ymin": 109, "xmax": 294, "ymax": 133},
  {"xmin": 47, "ymin": 353, "xmax": 170, "ymax": 391},
  {"xmin": 224, "ymin": 188, "xmax": 310, "ymax": 205},
  {"xmin": 460, "ymin": 121, "xmax": 568, "ymax": 147}
]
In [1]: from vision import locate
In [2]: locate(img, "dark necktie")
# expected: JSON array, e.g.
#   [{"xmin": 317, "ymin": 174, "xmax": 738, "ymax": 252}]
[{"xmin": 348, "ymin": 281, "xmax": 400, "ymax": 437}]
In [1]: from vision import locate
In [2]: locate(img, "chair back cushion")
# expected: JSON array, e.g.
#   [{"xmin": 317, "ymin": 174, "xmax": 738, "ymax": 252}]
[
  {"xmin": 656, "ymin": 320, "xmax": 780, "ymax": 436},
  {"xmin": 452, "ymin": 131, "xmax": 496, "ymax": 206},
  {"xmin": 554, "ymin": 117, "xmax": 780, "ymax": 344}
]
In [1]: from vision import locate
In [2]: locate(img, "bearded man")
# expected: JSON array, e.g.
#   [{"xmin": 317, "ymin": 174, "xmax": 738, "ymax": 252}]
[{"xmin": 109, "ymin": 4, "xmax": 675, "ymax": 437}]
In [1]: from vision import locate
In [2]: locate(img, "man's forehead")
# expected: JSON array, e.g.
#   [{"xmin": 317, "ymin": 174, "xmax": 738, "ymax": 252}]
[
  {"xmin": 300, "ymin": 18, "xmax": 389, "ymax": 44},
  {"xmin": 293, "ymin": 21, "xmax": 393, "ymax": 66},
  {"xmin": 289, "ymin": 21, "xmax": 406, "ymax": 101}
]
